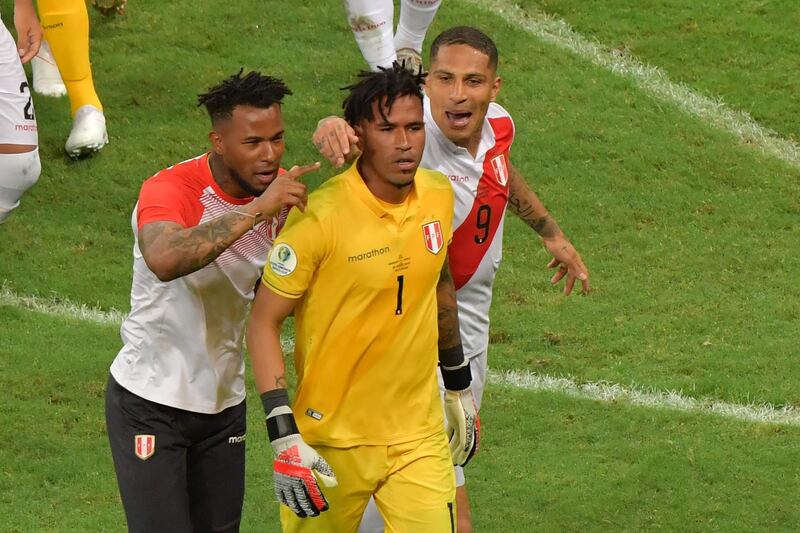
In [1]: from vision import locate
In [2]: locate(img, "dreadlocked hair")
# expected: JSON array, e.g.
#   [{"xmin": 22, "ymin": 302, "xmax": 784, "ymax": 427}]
[
  {"xmin": 342, "ymin": 62, "xmax": 426, "ymax": 126},
  {"xmin": 197, "ymin": 69, "xmax": 292, "ymax": 123}
]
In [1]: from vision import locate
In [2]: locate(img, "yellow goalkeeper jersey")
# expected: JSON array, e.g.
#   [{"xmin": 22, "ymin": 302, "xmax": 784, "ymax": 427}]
[{"xmin": 262, "ymin": 162, "xmax": 454, "ymax": 447}]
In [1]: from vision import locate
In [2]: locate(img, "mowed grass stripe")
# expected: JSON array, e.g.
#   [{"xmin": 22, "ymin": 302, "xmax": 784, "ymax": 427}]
[
  {"xmin": 5, "ymin": 284, "xmax": 798, "ymax": 429},
  {"xmin": 465, "ymin": 0, "xmax": 800, "ymax": 169}
]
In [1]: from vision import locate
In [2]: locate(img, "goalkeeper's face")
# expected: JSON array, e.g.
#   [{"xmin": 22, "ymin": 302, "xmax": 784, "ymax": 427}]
[
  {"xmin": 354, "ymin": 95, "xmax": 426, "ymax": 194},
  {"xmin": 426, "ymin": 43, "xmax": 501, "ymax": 153},
  {"xmin": 212, "ymin": 104, "xmax": 286, "ymax": 197}
]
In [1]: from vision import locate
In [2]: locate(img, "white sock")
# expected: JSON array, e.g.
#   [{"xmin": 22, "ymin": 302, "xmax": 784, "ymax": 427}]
[
  {"xmin": 0, "ymin": 149, "xmax": 41, "ymax": 224},
  {"xmin": 394, "ymin": 0, "xmax": 442, "ymax": 53},
  {"xmin": 343, "ymin": 0, "xmax": 396, "ymax": 70}
]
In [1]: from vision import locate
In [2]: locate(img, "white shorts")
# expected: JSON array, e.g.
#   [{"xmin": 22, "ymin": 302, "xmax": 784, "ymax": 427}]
[
  {"xmin": 0, "ymin": 21, "xmax": 37, "ymax": 146},
  {"xmin": 437, "ymin": 349, "xmax": 488, "ymax": 487}
]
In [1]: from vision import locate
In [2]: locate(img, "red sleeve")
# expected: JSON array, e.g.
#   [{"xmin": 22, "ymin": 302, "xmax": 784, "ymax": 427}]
[{"xmin": 136, "ymin": 178, "xmax": 191, "ymax": 230}]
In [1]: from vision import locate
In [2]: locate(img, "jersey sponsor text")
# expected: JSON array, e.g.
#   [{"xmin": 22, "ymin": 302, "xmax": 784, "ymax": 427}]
[{"xmin": 348, "ymin": 246, "xmax": 390, "ymax": 262}]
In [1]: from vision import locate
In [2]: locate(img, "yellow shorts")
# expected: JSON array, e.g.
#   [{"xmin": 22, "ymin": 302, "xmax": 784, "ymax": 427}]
[{"xmin": 280, "ymin": 430, "xmax": 456, "ymax": 533}]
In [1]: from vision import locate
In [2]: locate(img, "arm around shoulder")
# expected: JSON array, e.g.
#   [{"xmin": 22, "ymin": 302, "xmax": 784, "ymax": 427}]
[{"xmin": 312, "ymin": 116, "xmax": 360, "ymax": 168}]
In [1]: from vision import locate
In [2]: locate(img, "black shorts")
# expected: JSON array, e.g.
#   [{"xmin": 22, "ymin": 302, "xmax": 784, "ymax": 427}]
[{"xmin": 105, "ymin": 374, "xmax": 247, "ymax": 533}]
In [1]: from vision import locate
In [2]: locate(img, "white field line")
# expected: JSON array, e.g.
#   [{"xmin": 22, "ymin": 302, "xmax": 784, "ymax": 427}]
[
  {"xmin": 0, "ymin": 284, "xmax": 296, "ymax": 352},
  {"xmin": 0, "ymin": 283, "xmax": 126, "ymax": 326},
  {"xmin": 465, "ymin": 0, "xmax": 800, "ymax": 169},
  {"xmin": 491, "ymin": 369, "xmax": 800, "ymax": 428},
  {"xmin": 3, "ymin": 284, "xmax": 798, "ymax": 428}
]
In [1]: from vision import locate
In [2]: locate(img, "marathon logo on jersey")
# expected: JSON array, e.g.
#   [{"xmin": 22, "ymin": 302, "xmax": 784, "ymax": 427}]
[
  {"xmin": 269, "ymin": 243, "xmax": 297, "ymax": 276},
  {"xmin": 422, "ymin": 221, "xmax": 444, "ymax": 255},
  {"xmin": 491, "ymin": 154, "xmax": 509, "ymax": 186},
  {"xmin": 348, "ymin": 246, "xmax": 390, "ymax": 263},
  {"xmin": 448, "ymin": 174, "xmax": 470, "ymax": 183},
  {"xmin": 134, "ymin": 434, "xmax": 155, "ymax": 461},
  {"xmin": 228, "ymin": 434, "xmax": 246, "ymax": 444}
]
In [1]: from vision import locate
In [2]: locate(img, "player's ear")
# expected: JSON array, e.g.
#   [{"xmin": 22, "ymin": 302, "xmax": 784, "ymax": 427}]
[
  {"xmin": 352, "ymin": 123, "xmax": 365, "ymax": 150},
  {"xmin": 209, "ymin": 129, "xmax": 224, "ymax": 155},
  {"xmin": 489, "ymin": 76, "xmax": 502, "ymax": 103}
]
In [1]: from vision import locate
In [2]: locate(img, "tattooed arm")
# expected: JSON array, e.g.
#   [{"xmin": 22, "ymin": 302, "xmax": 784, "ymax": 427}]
[
  {"xmin": 246, "ymin": 286, "xmax": 297, "ymax": 394},
  {"xmin": 437, "ymin": 254, "xmax": 480, "ymax": 465},
  {"xmin": 436, "ymin": 254, "xmax": 463, "ymax": 353},
  {"xmin": 507, "ymin": 162, "xmax": 563, "ymax": 237},
  {"xmin": 138, "ymin": 211, "xmax": 259, "ymax": 282},
  {"xmin": 507, "ymin": 162, "xmax": 590, "ymax": 295},
  {"xmin": 138, "ymin": 162, "xmax": 318, "ymax": 282}
]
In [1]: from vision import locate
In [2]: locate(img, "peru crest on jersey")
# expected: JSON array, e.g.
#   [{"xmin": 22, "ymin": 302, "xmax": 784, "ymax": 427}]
[
  {"xmin": 490, "ymin": 154, "xmax": 509, "ymax": 186},
  {"xmin": 422, "ymin": 221, "xmax": 444, "ymax": 254}
]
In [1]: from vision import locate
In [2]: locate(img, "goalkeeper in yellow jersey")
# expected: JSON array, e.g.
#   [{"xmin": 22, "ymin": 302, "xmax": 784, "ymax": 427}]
[
  {"xmin": 247, "ymin": 63, "xmax": 479, "ymax": 532},
  {"xmin": 32, "ymin": 0, "xmax": 107, "ymax": 157}
]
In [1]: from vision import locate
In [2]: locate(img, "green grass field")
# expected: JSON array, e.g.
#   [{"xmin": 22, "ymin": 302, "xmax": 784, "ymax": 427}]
[{"xmin": 1, "ymin": 0, "xmax": 799, "ymax": 531}]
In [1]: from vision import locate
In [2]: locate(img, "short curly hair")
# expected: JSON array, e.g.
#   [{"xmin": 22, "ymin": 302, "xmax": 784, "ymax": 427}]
[{"xmin": 197, "ymin": 69, "xmax": 292, "ymax": 124}]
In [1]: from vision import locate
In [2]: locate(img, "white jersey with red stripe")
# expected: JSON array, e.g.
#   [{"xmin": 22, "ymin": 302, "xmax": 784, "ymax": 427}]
[
  {"xmin": 110, "ymin": 153, "xmax": 287, "ymax": 414},
  {"xmin": 421, "ymin": 97, "xmax": 514, "ymax": 358}
]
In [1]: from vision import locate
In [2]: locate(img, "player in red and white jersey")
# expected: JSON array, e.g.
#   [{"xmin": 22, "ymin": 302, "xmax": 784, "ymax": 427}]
[
  {"xmin": 111, "ymin": 152, "xmax": 291, "ymax": 414},
  {"xmin": 313, "ymin": 27, "xmax": 589, "ymax": 533},
  {"xmin": 421, "ymin": 93, "xmax": 516, "ymax": 369},
  {"xmin": 0, "ymin": 1, "xmax": 42, "ymax": 225},
  {"xmin": 105, "ymin": 71, "xmax": 318, "ymax": 533}
]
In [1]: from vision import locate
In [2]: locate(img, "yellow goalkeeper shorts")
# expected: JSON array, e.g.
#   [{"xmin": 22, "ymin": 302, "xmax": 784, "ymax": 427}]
[{"xmin": 279, "ymin": 430, "xmax": 456, "ymax": 533}]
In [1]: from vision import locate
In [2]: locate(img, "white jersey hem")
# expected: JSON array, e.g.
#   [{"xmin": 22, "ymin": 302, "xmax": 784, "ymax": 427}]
[{"xmin": 110, "ymin": 366, "xmax": 246, "ymax": 415}]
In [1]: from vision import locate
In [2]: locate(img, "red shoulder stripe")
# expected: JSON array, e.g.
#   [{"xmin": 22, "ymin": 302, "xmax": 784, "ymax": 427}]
[{"xmin": 448, "ymin": 117, "xmax": 514, "ymax": 289}]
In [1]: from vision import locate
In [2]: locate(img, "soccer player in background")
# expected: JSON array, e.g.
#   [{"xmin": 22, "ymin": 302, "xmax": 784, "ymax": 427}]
[
  {"xmin": 246, "ymin": 63, "xmax": 479, "ymax": 532},
  {"xmin": 33, "ymin": 0, "xmax": 108, "ymax": 157},
  {"xmin": 105, "ymin": 71, "xmax": 318, "ymax": 533},
  {"xmin": 0, "ymin": 0, "xmax": 42, "ymax": 224},
  {"xmin": 32, "ymin": 0, "xmax": 125, "ymax": 98},
  {"xmin": 313, "ymin": 26, "xmax": 590, "ymax": 533},
  {"xmin": 344, "ymin": 0, "xmax": 441, "ymax": 72}
]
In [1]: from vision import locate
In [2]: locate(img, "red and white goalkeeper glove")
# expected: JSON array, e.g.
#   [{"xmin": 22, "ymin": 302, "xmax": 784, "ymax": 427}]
[
  {"xmin": 440, "ymin": 346, "xmax": 480, "ymax": 467},
  {"xmin": 263, "ymin": 391, "xmax": 338, "ymax": 518}
]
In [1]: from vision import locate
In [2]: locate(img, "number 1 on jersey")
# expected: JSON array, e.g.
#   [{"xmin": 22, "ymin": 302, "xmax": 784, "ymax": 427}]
[{"xmin": 395, "ymin": 275, "xmax": 404, "ymax": 315}]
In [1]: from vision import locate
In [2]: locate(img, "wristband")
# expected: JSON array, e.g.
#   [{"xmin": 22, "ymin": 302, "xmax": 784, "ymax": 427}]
[
  {"xmin": 266, "ymin": 408, "xmax": 300, "ymax": 441},
  {"xmin": 261, "ymin": 389, "xmax": 299, "ymax": 441},
  {"xmin": 232, "ymin": 209, "xmax": 260, "ymax": 230},
  {"xmin": 261, "ymin": 388, "xmax": 290, "ymax": 413},
  {"xmin": 438, "ymin": 344, "xmax": 465, "ymax": 368},
  {"xmin": 441, "ymin": 363, "xmax": 471, "ymax": 391}
]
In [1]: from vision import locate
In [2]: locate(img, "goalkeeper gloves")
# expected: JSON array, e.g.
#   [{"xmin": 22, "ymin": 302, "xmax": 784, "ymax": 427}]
[
  {"xmin": 440, "ymin": 345, "xmax": 480, "ymax": 467},
  {"xmin": 262, "ymin": 389, "xmax": 338, "ymax": 518}
]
